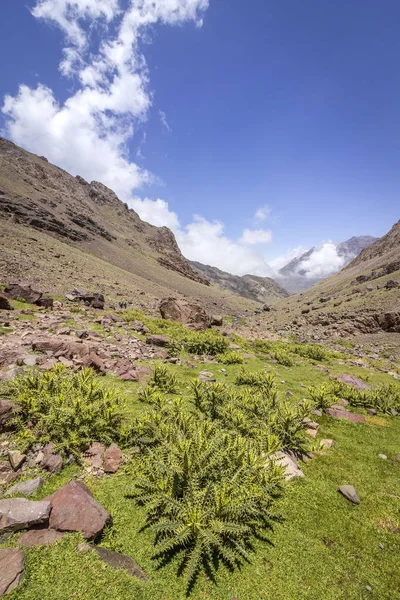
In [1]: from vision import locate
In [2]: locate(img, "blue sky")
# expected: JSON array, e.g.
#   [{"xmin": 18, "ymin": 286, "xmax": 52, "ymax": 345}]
[{"xmin": 0, "ymin": 0, "xmax": 399, "ymax": 278}]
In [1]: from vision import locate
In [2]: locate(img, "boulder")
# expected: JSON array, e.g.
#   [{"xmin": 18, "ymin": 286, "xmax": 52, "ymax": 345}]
[
  {"xmin": 338, "ymin": 485, "xmax": 360, "ymax": 504},
  {"xmin": 325, "ymin": 408, "xmax": 366, "ymax": 423},
  {"xmin": 0, "ymin": 498, "xmax": 51, "ymax": 533},
  {"xmin": 273, "ymin": 451, "xmax": 305, "ymax": 481},
  {"xmin": 5, "ymin": 284, "xmax": 42, "ymax": 305},
  {"xmin": 18, "ymin": 527, "xmax": 65, "ymax": 548},
  {"xmin": 337, "ymin": 374, "xmax": 371, "ymax": 391},
  {"xmin": 103, "ymin": 444, "xmax": 123, "ymax": 474},
  {"xmin": 84, "ymin": 442, "xmax": 105, "ymax": 468},
  {"xmin": 5, "ymin": 478, "xmax": 43, "ymax": 497},
  {"xmin": 146, "ymin": 334, "xmax": 169, "ymax": 347},
  {"xmin": 0, "ymin": 294, "xmax": 12, "ymax": 311},
  {"xmin": 91, "ymin": 294, "xmax": 105, "ymax": 310},
  {"xmin": 36, "ymin": 297, "xmax": 53, "ymax": 309},
  {"xmin": 210, "ymin": 315, "xmax": 223, "ymax": 327},
  {"xmin": 46, "ymin": 481, "xmax": 111, "ymax": 540},
  {"xmin": 0, "ymin": 548, "xmax": 24, "ymax": 596},
  {"xmin": 385, "ymin": 280, "xmax": 399, "ymax": 290},
  {"xmin": 159, "ymin": 297, "xmax": 212, "ymax": 330}
]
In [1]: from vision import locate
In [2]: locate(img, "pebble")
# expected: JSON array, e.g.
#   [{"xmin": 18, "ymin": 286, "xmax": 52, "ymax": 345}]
[{"xmin": 378, "ymin": 454, "xmax": 387, "ymax": 460}]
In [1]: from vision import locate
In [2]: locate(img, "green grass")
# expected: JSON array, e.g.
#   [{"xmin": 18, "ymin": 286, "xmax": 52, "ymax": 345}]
[{"xmin": 2, "ymin": 350, "xmax": 400, "ymax": 600}]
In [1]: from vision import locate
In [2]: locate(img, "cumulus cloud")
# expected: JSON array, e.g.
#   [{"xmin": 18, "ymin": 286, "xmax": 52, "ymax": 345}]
[
  {"xmin": 297, "ymin": 242, "xmax": 346, "ymax": 280},
  {"xmin": 269, "ymin": 246, "xmax": 307, "ymax": 271},
  {"xmin": 239, "ymin": 228, "xmax": 272, "ymax": 246},
  {"xmin": 131, "ymin": 197, "xmax": 180, "ymax": 230},
  {"xmin": 254, "ymin": 205, "xmax": 271, "ymax": 222}
]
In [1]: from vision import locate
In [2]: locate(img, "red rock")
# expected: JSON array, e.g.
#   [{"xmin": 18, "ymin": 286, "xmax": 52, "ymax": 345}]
[
  {"xmin": 146, "ymin": 334, "xmax": 169, "ymax": 347},
  {"xmin": 46, "ymin": 481, "xmax": 111, "ymax": 540},
  {"xmin": 325, "ymin": 408, "xmax": 366, "ymax": 423},
  {"xmin": 0, "ymin": 399, "xmax": 16, "ymax": 429},
  {"xmin": 119, "ymin": 371, "xmax": 139, "ymax": 381},
  {"xmin": 337, "ymin": 374, "xmax": 371, "ymax": 391},
  {"xmin": 159, "ymin": 297, "xmax": 212, "ymax": 330},
  {"xmin": 5, "ymin": 283, "xmax": 42, "ymax": 305},
  {"xmin": 18, "ymin": 527, "xmax": 65, "ymax": 547},
  {"xmin": 0, "ymin": 548, "xmax": 24, "ymax": 596},
  {"xmin": 84, "ymin": 442, "xmax": 105, "ymax": 468},
  {"xmin": 103, "ymin": 444, "xmax": 123, "ymax": 473},
  {"xmin": 42, "ymin": 443, "xmax": 63, "ymax": 473}
]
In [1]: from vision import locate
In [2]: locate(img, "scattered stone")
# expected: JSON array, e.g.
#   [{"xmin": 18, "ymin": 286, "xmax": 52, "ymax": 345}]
[
  {"xmin": 76, "ymin": 330, "xmax": 89, "ymax": 339},
  {"xmin": 307, "ymin": 421, "xmax": 319, "ymax": 430},
  {"xmin": 311, "ymin": 409, "xmax": 322, "ymax": 417},
  {"xmin": 0, "ymin": 400, "xmax": 16, "ymax": 429},
  {"xmin": 0, "ymin": 498, "xmax": 51, "ymax": 533},
  {"xmin": 210, "ymin": 315, "xmax": 223, "ymax": 327},
  {"xmin": 378, "ymin": 454, "xmax": 387, "ymax": 460},
  {"xmin": 5, "ymin": 478, "xmax": 43, "ymax": 497},
  {"xmin": 0, "ymin": 548, "xmax": 24, "ymax": 596},
  {"xmin": 94, "ymin": 546, "xmax": 148, "ymax": 581},
  {"xmin": 367, "ymin": 409, "xmax": 377, "ymax": 416},
  {"xmin": 319, "ymin": 296, "xmax": 331, "ymax": 303},
  {"xmin": 320, "ymin": 439, "xmax": 334, "ymax": 449},
  {"xmin": 273, "ymin": 451, "xmax": 305, "ymax": 481},
  {"xmin": 306, "ymin": 428, "xmax": 318, "ymax": 438},
  {"xmin": 385, "ymin": 280, "xmax": 399, "ymax": 290},
  {"xmin": 325, "ymin": 408, "xmax": 366, "ymax": 423},
  {"xmin": 18, "ymin": 527, "xmax": 65, "ymax": 548},
  {"xmin": 103, "ymin": 444, "xmax": 123, "ymax": 474},
  {"xmin": 285, "ymin": 391, "xmax": 294, "ymax": 397},
  {"xmin": 8, "ymin": 451, "xmax": 26, "ymax": 471},
  {"xmin": 22, "ymin": 354, "xmax": 38, "ymax": 367},
  {"xmin": 146, "ymin": 334, "xmax": 169, "ymax": 347},
  {"xmin": 46, "ymin": 481, "xmax": 112, "ymax": 540},
  {"xmin": 36, "ymin": 297, "xmax": 53, "ymax": 309},
  {"xmin": 337, "ymin": 374, "xmax": 371, "ymax": 391},
  {"xmin": 338, "ymin": 485, "xmax": 360, "ymax": 504},
  {"xmin": 41, "ymin": 443, "xmax": 63, "ymax": 474},
  {"xmin": 84, "ymin": 443, "xmax": 105, "ymax": 469}
]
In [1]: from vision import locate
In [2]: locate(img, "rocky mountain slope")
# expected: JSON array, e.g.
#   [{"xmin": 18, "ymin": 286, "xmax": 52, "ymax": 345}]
[
  {"xmin": 278, "ymin": 236, "xmax": 377, "ymax": 292},
  {"xmin": 253, "ymin": 221, "xmax": 400, "ymax": 339},
  {"xmin": 0, "ymin": 137, "xmax": 257, "ymax": 316},
  {"xmin": 189, "ymin": 261, "xmax": 289, "ymax": 304}
]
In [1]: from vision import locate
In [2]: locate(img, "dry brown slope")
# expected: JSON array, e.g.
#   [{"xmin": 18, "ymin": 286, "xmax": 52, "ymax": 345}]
[{"xmin": 0, "ymin": 137, "xmax": 257, "ymax": 315}]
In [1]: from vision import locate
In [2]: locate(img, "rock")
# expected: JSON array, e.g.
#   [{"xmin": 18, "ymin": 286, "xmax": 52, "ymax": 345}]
[
  {"xmin": 92, "ymin": 546, "xmax": 148, "ymax": 581},
  {"xmin": 36, "ymin": 297, "xmax": 53, "ymax": 309},
  {"xmin": 385, "ymin": 279, "xmax": 399, "ymax": 289},
  {"xmin": 18, "ymin": 527, "xmax": 65, "ymax": 547},
  {"xmin": 210, "ymin": 315, "xmax": 223, "ymax": 327},
  {"xmin": 338, "ymin": 485, "xmax": 360, "ymax": 504},
  {"xmin": 84, "ymin": 442, "xmax": 105, "ymax": 468},
  {"xmin": 301, "ymin": 309, "xmax": 310, "ymax": 314},
  {"xmin": 320, "ymin": 439, "xmax": 334, "ymax": 449},
  {"xmin": 5, "ymin": 478, "xmax": 43, "ymax": 497},
  {"xmin": 0, "ymin": 400, "xmax": 16, "ymax": 429},
  {"xmin": 41, "ymin": 444, "xmax": 63, "ymax": 474},
  {"xmin": 367, "ymin": 408, "xmax": 377, "ymax": 416},
  {"xmin": 273, "ymin": 451, "xmax": 305, "ymax": 481},
  {"xmin": 46, "ymin": 481, "xmax": 111, "ymax": 540},
  {"xmin": 91, "ymin": 294, "xmax": 105, "ymax": 310},
  {"xmin": 311, "ymin": 409, "xmax": 322, "ymax": 417},
  {"xmin": 325, "ymin": 408, "xmax": 366, "ymax": 423},
  {"xmin": 8, "ymin": 451, "xmax": 26, "ymax": 471},
  {"xmin": 337, "ymin": 374, "xmax": 371, "ymax": 391},
  {"xmin": 146, "ymin": 334, "xmax": 169, "ymax": 347},
  {"xmin": 159, "ymin": 297, "xmax": 212, "ymax": 330},
  {"xmin": 378, "ymin": 454, "xmax": 387, "ymax": 460},
  {"xmin": 319, "ymin": 296, "xmax": 331, "ymax": 303},
  {"xmin": 0, "ymin": 294, "xmax": 12, "ymax": 311},
  {"xmin": 103, "ymin": 444, "xmax": 123, "ymax": 474},
  {"xmin": 0, "ymin": 548, "xmax": 24, "ymax": 596},
  {"xmin": 0, "ymin": 498, "xmax": 51, "ymax": 533},
  {"xmin": 76, "ymin": 331, "xmax": 89, "ymax": 339},
  {"xmin": 306, "ymin": 428, "xmax": 318, "ymax": 438},
  {"xmin": 22, "ymin": 354, "xmax": 38, "ymax": 367},
  {"xmin": 262, "ymin": 305, "xmax": 271, "ymax": 312},
  {"xmin": 5, "ymin": 283, "xmax": 42, "ymax": 305}
]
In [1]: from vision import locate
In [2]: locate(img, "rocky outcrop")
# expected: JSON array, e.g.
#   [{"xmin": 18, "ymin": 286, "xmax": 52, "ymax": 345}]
[
  {"xmin": 159, "ymin": 297, "xmax": 213, "ymax": 330},
  {"xmin": 5, "ymin": 283, "xmax": 42, "ymax": 304},
  {"xmin": 0, "ymin": 294, "xmax": 12, "ymax": 310}
]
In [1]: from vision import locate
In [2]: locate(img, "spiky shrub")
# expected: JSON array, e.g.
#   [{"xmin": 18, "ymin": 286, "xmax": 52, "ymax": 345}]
[
  {"xmin": 6, "ymin": 364, "xmax": 124, "ymax": 457},
  {"xmin": 293, "ymin": 343, "xmax": 329, "ymax": 362},
  {"xmin": 183, "ymin": 330, "xmax": 229, "ymax": 356},
  {"xmin": 328, "ymin": 380, "xmax": 400, "ymax": 415},
  {"xmin": 131, "ymin": 412, "xmax": 283, "ymax": 590},
  {"xmin": 251, "ymin": 339, "xmax": 272, "ymax": 354},
  {"xmin": 269, "ymin": 401, "xmax": 311, "ymax": 454},
  {"xmin": 189, "ymin": 381, "xmax": 230, "ymax": 421},
  {"xmin": 307, "ymin": 384, "xmax": 334, "ymax": 410},
  {"xmin": 235, "ymin": 369, "xmax": 275, "ymax": 388},
  {"xmin": 148, "ymin": 365, "xmax": 178, "ymax": 393},
  {"xmin": 273, "ymin": 350, "xmax": 294, "ymax": 367},
  {"xmin": 218, "ymin": 352, "xmax": 244, "ymax": 365}
]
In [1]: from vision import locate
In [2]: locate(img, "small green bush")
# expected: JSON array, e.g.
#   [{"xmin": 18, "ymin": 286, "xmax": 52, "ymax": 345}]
[
  {"xmin": 6, "ymin": 365, "xmax": 124, "ymax": 457},
  {"xmin": 235, "ymin": 369, "xmax": 275, "ymax": 388},
  {"xmin": 148, "ymin": 365, "xmax": 178, "ymax": 393},
  {"xmin": 218, "ymin": 351, "xmax": 244, "ymax": 365},
  {"xmin": 273, "ymin": 350, "xmax": 295, "ymax": 367},
  {"xmin": 308, "ymin": 384, "xmax": 334, "ymax": 410},
  {"xmin": 184, "ymin": 330, "xmax": 229, "ymax": 356},
  {"xmin": 293, "ymin": 343, "xmax": 329, "ymax": 362}
]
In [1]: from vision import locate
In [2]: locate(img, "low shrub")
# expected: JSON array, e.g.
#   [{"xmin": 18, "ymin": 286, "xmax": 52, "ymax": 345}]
[
  {"xmin": 6, "ymin": 364, "xmax": 124, "ymax": 457},
  {"xmin": 307, "ymin": 384, "xmax": 334, "ymax": 410},
  {"xmin": 273, "ymin": 350, "xmax": 295, "ymax": 367},
  {"xmin": 184, "ymin": 330, "xmax": 229, "ymax": 356},
  {"xmin": 148, "ymin": 365, "xmax": 178, "ymax": 393},
  {"xmin": 218, "ymin": 351, "xmax": 244, "ymax": 365}
]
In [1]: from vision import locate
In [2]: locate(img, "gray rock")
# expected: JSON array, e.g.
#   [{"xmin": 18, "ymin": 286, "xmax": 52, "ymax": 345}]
[
  {"xmin": 0, "ymin": 498, "xmax": 51, "ymax": 533},
  {"xmin": 338, "ymin": 485, "xmax": 360, "ymax": 504},
  {"xmin": 94, "ymin": 546, "xmax": 148, "ymax": 581},
  {"xmin": 320, "ymin": 439, "xmax": 334, "ymax": 449},
  {"xmin": 0, "ymin": 548, "xmax": 24, "ymax": 596},
  {"xmin": 8, "ymin": 451, "xmax": 26, "ymax": 471},
  {"xmin": 273, "ymin": 451, "xmax": 305, "ymax": 481},
  {"xmin": 5, "ymin": 478, "xmax": 44, "ymax": 497},
  {"xmin": 378, "ymin": 454, "xmax": 387, "ymax": 460}
]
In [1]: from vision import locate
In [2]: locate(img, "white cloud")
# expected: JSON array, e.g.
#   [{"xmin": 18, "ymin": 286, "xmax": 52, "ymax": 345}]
[
  {"xmin": 131, "ymin": 197, "xmax": 180, "ymax": 230},
  {"xmin": 159, "ymin": 110, "xmax": 171, "ymax": 132},
  {"xmin": 239, "ymin": 228, "xmax": 272, "ymax": 246},
  {"xmin": 269, "ymin": 246, "xmax": 307, "ymax": 271},
  {"xmin": 254, "ymin": 205, "xmax": 271, "ymax": 222},
  {"xmin": 298, "ymin": 242, "xmax": 346, "ymax": 280}
]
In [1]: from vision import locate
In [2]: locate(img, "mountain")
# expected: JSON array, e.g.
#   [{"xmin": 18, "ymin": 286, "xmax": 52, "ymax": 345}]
[
  {"xmin": 256, "ymin": 221, "xmax": 400, "ymax": 338},
  {"xmin": 189, "ymin": 261, "xmax": 289, "ymax": 304},
  {"xmin": 0, "ymin": 137, "xmax": 257, "ymax": 315},
  {"xmin": 278, "ymin": 236, "xmax": 378, "ymax": 292}
]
